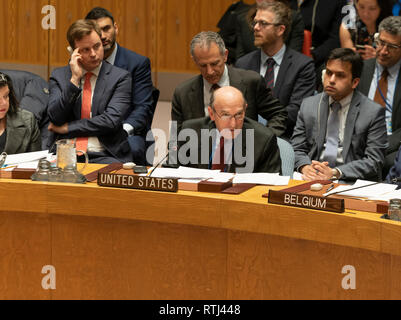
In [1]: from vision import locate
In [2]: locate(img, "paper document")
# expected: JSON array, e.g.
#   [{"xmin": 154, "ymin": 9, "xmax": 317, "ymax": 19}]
[
  {"xmin": 1, "ymin": 151, "xmax": 50, "ymax": 166},
  {"xmin": 233, "ymin": 173, "xmax": 290, "ymax": 186},
  {"xmin": 323, "ymin": 180, "xmax": 397, "ymax": 199},
  {"xmin": 148, "ymin": 166, "xmax": 223, "ymax": 179}
]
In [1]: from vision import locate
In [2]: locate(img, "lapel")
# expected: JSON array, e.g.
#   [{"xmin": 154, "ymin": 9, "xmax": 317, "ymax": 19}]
[
  {"xmin": 228, "ymin": 66, "xmax": 247, "ymax": 96},
  {"xmin": 4, "ymin": 113, "xmax": 27, "ymax": 154},
  {"xmin": 358, "ymin": 59, "xmax": 376, "ymax": 95},
  {"xmin": 342, "ymin": 91, "xmax": 361, "ymax": 160},
  {"xmin": 92, "ymin": 63, "xmax": 109, "ymax": 116},
  {"xmin": 114, "ymin": 45, "xmax": 128, "ymax": 70},
  {"xmin": 247, "ymin": 50, "xmax": 261, "ymax": 73},
  {"xmin": 392, "ymin": 66, "xmax": 401, "ymax": 124},
  {"xmin": 190, "ymin": 76, "xmax": 207, "ymax": 118},
  {"xmin": 316, "ymin": 93, "xmax": 330, "ymax": 156},
  {"xmin": 274, "ymin": 47, "xmax": 292, "ymax": 97}
]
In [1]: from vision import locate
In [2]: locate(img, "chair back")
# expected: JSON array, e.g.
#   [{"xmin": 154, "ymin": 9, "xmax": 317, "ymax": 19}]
[{"xmin": 277, "ymin": 137, "xmax": 295, "ymax": 178}]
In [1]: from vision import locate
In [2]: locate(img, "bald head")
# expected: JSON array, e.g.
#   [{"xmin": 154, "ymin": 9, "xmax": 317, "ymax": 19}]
[{"xmin": 208, "ymin": 86, "xmax": 247, "ymax": 139}]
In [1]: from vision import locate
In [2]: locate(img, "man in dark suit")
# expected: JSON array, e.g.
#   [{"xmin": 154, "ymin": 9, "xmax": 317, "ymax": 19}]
[
  {"xmin": 48, "ymin": 19, "xmax": 132, "ymax": 164},
  {"xmin": 292, "ymin": 48, "xmax": 387, "ymax": 182},
  {"xmin": 172, "ymin": 31, "xmax": 287, "ymax": 138},
  {"xmin": 85, "ymin": 7, "xmax": 154, "ymax": 165},
  {"xmin": 357, "ymin": 16, "xmax": 401, "ymax": 177},
  {"xmin": 176, "ymin": 86, "xmax": 281, "ymax": 173},
  {"xmin": 236, "ymin": 1, "xmax": 315, "ymax": 139}
]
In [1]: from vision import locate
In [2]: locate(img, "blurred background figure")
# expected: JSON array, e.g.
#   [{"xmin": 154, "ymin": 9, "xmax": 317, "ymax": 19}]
[
  {"xmin": 217, "ymin": 0, "xmax": 304, "ymax": 64},
  {"xmin": 340, "ymin": 0, "xmax": 394, "ymax": 60}
]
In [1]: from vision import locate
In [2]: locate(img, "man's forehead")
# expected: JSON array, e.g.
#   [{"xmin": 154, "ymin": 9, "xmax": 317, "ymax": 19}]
[
  {"xmin": 96, "ymin": 16, "xmax": 114, "ymax": 27},
  {"xmin": 326, "ymin": 60, "xmax": 352, "ymax": 73}
]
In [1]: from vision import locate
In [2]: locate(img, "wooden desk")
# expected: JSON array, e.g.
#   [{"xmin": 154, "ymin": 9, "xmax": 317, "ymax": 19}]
[{"xmin": 0, "ymin": 165, "xmax": 401, "ymax": 299}]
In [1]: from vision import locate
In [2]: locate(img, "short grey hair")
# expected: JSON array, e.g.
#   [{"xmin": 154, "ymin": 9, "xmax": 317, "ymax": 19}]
[
  {"xmin": 190, "ymin": 31, "xmax": 226, "ymax": 58},
  {"xmin": 379, "ymin": 16, "xmax": 401, "ymax": 37}
]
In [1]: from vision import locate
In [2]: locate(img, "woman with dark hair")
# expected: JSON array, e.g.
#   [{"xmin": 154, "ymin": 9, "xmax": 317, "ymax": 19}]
[
  {"xmin": 340, "ymin": 0, "xmax": 394, "ymax": 60},
  {"xmin": 0, "ymin": 72, "xmax": 41, "ymax": 154}
]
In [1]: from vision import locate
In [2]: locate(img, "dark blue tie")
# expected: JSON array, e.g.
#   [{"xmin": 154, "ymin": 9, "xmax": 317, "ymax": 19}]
[
  {"xmin": 264, "ymin": 58, "xmax": 275, "ymax": 89},
  {"xmin": 324, "ymin": 102, "xmax": 341, "ymax": 168}
]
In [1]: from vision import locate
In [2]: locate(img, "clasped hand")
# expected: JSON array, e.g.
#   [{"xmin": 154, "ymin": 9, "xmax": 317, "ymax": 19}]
[{"xmin": 301, "ymin": 160, "xmax": 333, "ymax": 181}]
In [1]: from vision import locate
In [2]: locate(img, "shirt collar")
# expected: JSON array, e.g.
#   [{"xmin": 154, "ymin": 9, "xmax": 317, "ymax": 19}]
[
  {"xmin": 377, "ymin": 58, "xmax": 401, "ymax": 79},
  {"xmin": 329, "ymin": 91, "xmax": 354, "ymax": 108},
  {"xmin": 105, "ymin": 43, "xmax": 118, "ymax": 65},
  {"xmin": 204, "ymin": 65, "xmax": 229, "ymax": 92},
  {"xmin": 84, "ymin": 62, "xmax": 102, "ymax": 78},
  {"xmin": 261, "ymin": 44, "xmax": 286, "ymax": 67}
]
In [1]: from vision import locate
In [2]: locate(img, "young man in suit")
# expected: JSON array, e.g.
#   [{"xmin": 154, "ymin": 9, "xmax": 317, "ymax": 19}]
[
  {"xmin": 292, "ymin": 48, "xmax": 388, "ymax": 182},
  {"xmin": 357, "ymin": 16, "xmax": 401, "ymax": 177},
  {"xmin": 171, "ymin": 31, "xmax": 287, "ymax": 138},
  {"xmin": 236, "ymin": 1, "xmax": 315, "ymax": 139},
  {"xmin": 85, "ymin": 7, "xmax": 154, "ymax": 165},
  {"xmin": 48, "ymin": 19, "xmax": 133, "ymax": 164},
  {"xmin": 177, "ymin": 86, "xmax": 281, "ymax": 174}
]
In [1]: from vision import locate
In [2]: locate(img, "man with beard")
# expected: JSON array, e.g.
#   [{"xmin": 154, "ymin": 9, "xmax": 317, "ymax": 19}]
[
  {"xmin": 85, "ymin": 7, "xmax": 153, "ymax": 165},
  {"xmin": 236, "ymin": 1, "xmax": 315, "ymax": 139},
  {"xmin": 292, "ymin": 48, "xmax": 387, "ymax": 182}
]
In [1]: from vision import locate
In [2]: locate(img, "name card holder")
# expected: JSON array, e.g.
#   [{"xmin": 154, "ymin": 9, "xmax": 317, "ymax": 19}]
[
  {"xmin": 268, "ymin": 190, "xmax": 344, "ymax": 213},
  {"xmin": 98, "ymin": 173, "xmax": 178, "ymax": 193}
]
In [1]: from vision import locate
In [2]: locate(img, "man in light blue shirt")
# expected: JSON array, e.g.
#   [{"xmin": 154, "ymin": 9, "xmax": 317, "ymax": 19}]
[{"xmin": 358, "ymin": 16, "xmax": 401, "ymax": 177}]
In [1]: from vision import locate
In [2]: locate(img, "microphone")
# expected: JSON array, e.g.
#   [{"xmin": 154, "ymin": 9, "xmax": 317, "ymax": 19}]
[{"xmin": 327, "ymin": 181, "xmax": 381, "ymax": 197}]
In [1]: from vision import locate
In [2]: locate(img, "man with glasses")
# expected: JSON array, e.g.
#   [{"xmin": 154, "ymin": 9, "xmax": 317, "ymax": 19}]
[
  {"xmin": 358, "ymin": 16, "xmax": 401, "ymax": 177},
  {"xmin": 171, "ymin": 31, "xmax": 287, "ymax": 137},
  {"xmin": 236, "ymin": 1, "xmax": 315, "ymax": 139},
  {"xmin": 176, "ymin": 86, "xmax": 281, "ymax": 173}
]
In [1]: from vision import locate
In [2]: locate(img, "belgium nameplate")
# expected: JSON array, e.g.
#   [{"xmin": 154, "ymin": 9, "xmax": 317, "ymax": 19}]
[
  {"xmin": 97, "ymin": 173, "xmax": 178, "ymax": 193},
  {"xmin": 268, "ymin": 190, "xmax": 344, "ymax": 213}
]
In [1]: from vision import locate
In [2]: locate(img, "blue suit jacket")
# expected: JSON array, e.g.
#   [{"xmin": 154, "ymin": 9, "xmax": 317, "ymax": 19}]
[
  {"xmin": 114, "ymin": 45, "xmax": 153, "ymax": 164},
  {"xmin": 48, "ymin": 61, "xmax": 133, "ymax": 163},
  {"xmin": 236, "ymin": 47, "xmax": 315, "ymax": 139}
]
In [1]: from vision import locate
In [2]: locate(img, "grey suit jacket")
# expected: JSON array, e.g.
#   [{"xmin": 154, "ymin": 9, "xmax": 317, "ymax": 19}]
[
  {"xmin": 291, "ymin": 91, "xmax": 388, "ymax": 181},
  {"xmin": 171, "ymin": 65, "xmax": 287, "ymax": 137},
  {"xmin": 236, "ymin": 47, "xmax": 316, "ymax": 138},
  {"xmin": 358, "ymin": 58, "xmax": 401, "ymax": 154},
  {"xmin": 4, "ymin": 109, "xmax": 41, "ymax": 154},
  {"xmin": 177, "ymin": 117, "xmax": 281, "ymax": 174}
]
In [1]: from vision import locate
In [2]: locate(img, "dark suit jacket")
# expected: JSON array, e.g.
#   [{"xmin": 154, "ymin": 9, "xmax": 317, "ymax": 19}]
[
  {"xmin": 235, "ymin": 7, "xmax": 305, "ymax": 60},
  {"xmin": 358, "ymin": 58, "xmax": 401, "ymax": 154},
  {"xmin": 48, "ymin": 62, "xmax": 133, "ymax": 163},
  {"xmin": 114, "ymin": 45, "xmax": 154, "ymax": 164},
  {"xmin": 4, "ymin": 109, "xmax": 41, "ymax": 154},
  {"xmin": 292, "ymin": 91, "xmax": 388, "ymax": 181},
  {"xmin": 289, "ymin": 0, "xmax": 347, "ymax": 67},
  {"xmin": 386, "ymin": 145, "xmax": 401, "ymax": 187},
  {"xmin": 236, "ymin": 47, "xmax": 316, "ymax": 138},
  {"xmin": 177, "ymin": 117, "xmax": 281, "ymax": 174},
  {"xmin": 171, "ymin": 66, "xmax": 287, "ymax": 137}
]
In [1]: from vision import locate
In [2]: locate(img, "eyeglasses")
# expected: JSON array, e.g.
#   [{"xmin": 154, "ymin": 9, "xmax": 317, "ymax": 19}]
[
  {"xmin": 212, "ymin": 108, "xmax": 245, "ymax": 121},
  {"xmin": 376, "ymin": 39, "xmax": 401, "ymax": 51},
  {"xmin": 251, "ymin": 20, "xmax": 281, "ymax": 29}
]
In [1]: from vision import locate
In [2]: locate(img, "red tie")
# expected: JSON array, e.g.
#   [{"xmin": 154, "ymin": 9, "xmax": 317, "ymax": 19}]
[
  {"xmin": 76, "ymin": 72, "xmax": 93, "ymax": 151},
  {"xmin": 212, "ymin": 137, "xmax": 225, "ymax": 172}
]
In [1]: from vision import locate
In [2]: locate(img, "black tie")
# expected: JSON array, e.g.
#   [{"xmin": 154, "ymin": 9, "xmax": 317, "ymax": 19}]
[{"xmin": 264, "ymin": 58, "xmax": 275, "ymax": 89}]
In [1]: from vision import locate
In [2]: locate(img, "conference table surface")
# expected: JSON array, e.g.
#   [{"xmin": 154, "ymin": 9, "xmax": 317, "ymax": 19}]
[{"xmin": 0, "ymin": 164, "xmax": 401, "ymax": 300}]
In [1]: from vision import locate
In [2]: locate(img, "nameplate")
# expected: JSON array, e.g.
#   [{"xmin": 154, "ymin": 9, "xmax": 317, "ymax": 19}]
[
  {"xmin": 268, "ymin": 190, "xmax": 344, "ymax": 213},
  {"xmin": 97, "ymin": 173, "xmax": 178, "ymax": 193}
]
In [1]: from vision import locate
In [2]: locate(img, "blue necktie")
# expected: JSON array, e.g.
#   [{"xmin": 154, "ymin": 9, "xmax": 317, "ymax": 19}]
[
  {"xmin": 324, "ymin": 102, "xmax": 341, "ymax": 168},
  {"xmin": 264, "ymin": 58, "xmax": 275, "ymax": 89}
]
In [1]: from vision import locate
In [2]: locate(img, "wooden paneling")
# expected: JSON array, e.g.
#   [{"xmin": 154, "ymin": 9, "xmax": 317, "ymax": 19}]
[{"xmin": 0, "ymin": 0, "xmax": 49, "ymax": 65}]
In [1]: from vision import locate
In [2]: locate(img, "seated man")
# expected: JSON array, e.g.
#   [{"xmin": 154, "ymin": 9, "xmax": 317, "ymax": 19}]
[
  {"xmin": 85, "ymin": 7, "xmax": 154, "ymax": 165},
  {"xmin": 292, "ymin": 48, "xmax": 388, "ymax": 182},
  {"xmin": 47, "ymin": 19, "xmax": 132, "ymax": 164},
  {"xmin": 174, "ymin": 86, "xmax": 281, "ymax": 174},
  {"xmin": 236, "ymin": 1, "xmax": 315, "ymax": 139},
  {"xmin": 172, "ymin": 31, "xmax": 287, "ymax": 137}
]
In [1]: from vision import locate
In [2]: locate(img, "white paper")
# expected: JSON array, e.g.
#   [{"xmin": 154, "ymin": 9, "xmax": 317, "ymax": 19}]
[
  {"xmin": 148, "ymin": 166, "xmax": 222, "ymax": 179},
  {"xmin": 323, "ymin": 179, "xmax": 398, "ymax": 198},
  {"xmin": 233, "ymin": 173, "xmax": 289, "ymax": 186},
  {"xmin": 3, "ymin": 150, "xmax": 49, "ymax": 166}
]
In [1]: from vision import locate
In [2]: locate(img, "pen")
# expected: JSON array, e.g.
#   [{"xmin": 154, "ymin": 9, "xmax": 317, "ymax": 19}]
[{"xmin": 326, "ymin": 184, "xmax": 335, "ymax": 192}]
